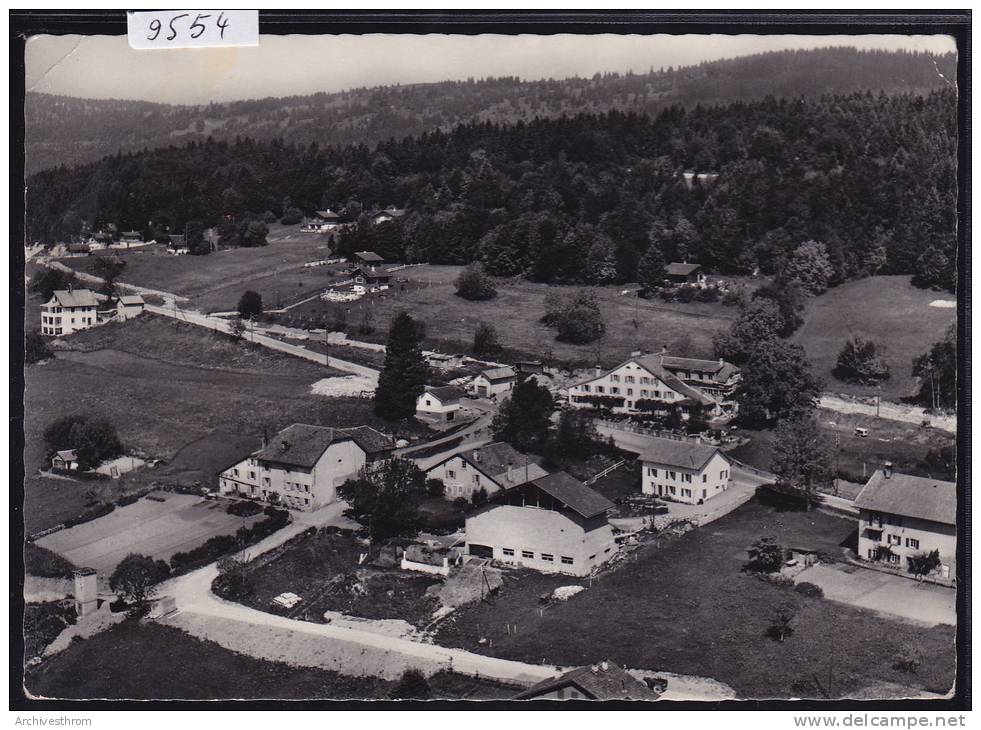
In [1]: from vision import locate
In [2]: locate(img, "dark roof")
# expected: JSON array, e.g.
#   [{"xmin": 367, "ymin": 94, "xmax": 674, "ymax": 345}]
[
  {"xmin": 569, "ymin": 355, "xmax": 715, "ymax": 407},
  {"xmin": 530, "ymin": 472, "xmax": 614, "ymax": 519},
  {"xmin": 121, "ymin": 230, "xmax": 142, "ymax": 238},
  {"xmin": 480, "ymin": 366, "xmax": 516, "ymax": 382},
  {"xmin": 665, "ymin": 262, "xmax": 702, "ymax": 276},
  {"xmin": 67, "ymin": 242, "xmax": 91, "ymax": 252},
  {"xmin": 118, "ymin": 295, "xmax": 145, "ymax": 305},
  {"xmin": 639, "ymin": 437, "xmax": 728, "ymax": 471},
  {"xmin": 351, "ymin": 267, "xmax": 390, "ymax": 280},
  {"xmin": 423, "ymin": 385, "xmax": 465, "ymax": 403},
  {"xmin": 315, "ymin": 209, "xmax": 341, "ymax": 220},
  {"xmin": 371, "ymin": 208, "xmax": 407, "ymax": 219},
  {"xmin": 428, "ymin": 442, "xmax": 548, "ymax": 486},
  {"xmin": 854, "ymin": 471, "xmax": 956, "ymax": 526},
  {"xmin": 354, "ymin": 251, "xmax": 384, "ymax": 263},
  {"xmin": 516, "ymin": 661, "xmax": 658, "ymax": 701},
  {"xmin": 338, "ymin": 426, "xmax": 395, "ymax": 455},
  {"xmin": 661, "ymin": 356, "xmax": 724, "ymax": 375},
  {"xmin": 168, "ymin": 234, "xmax": 187, "ymax": 246},
  {"xmin": 54, "ymin": 449, "xmax": 78, "ymax": 461},
  {"xmin": 253, "ymin": 424, "xmax": 391, "ymax": 468}
]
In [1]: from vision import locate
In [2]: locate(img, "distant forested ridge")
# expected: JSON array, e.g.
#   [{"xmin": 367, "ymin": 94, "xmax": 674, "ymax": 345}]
[
  {"xmin": 27, "ymin": 87, "xmax": 957, "ymax": 291},
  {"xmin": 26, "ymin": 47, "xmax": 955, "ymax": 174}
]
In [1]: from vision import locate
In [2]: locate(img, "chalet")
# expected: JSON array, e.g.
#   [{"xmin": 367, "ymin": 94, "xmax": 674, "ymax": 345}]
[
  {"xmin": 515, "ymin": 661, "xmax": 660, "ymax": 701},
  {"xmin": 116, "ymin": 295, "xmax": 146, "ymax": 321},
  {"xmin": 218, "ymin": 424, "xmax": 394, "ymax": 511},
  {"xmin": 660, "ymin": 355, "xmax": 741, "ymax": 412},
  {"xmin": 350, "ymin": 267, "xmax": 391, "ymax": 287},
  {"xmin": 465, "ymin": 472, "xmax": 616, "ymax": 576},
  {"xmin": 51, "ymin": 449, "xmax": 80, "ymax": 472},
  {"xmin": 665, "ymin": 262, "xmax": 705, "ymax": 285},
  {"xmin": 354, "ymin": 251, "xmax": 385, "ymax": 266},
  {"xmin": 567, "ymin": 353, "xmax": 726, "ymax": 419},
  {"xmin": 472, "ymin": 366, "xmax": 517, "ymax": 399},
  {"xmin": 168, "ymin": 234, "xmax": 188, "ymax": 254},
  {"xmin": 415, "ymin": 385, "xmax": 465, "ymax": 423},
  {"xmin": 302, "ymin": 209, "xmax": 353, "ymax": 233},
  {"xmin": 426, "ymin": 442, "xmax": 548, "ymax": 502},
  {"xmin": 639, "ymin": 437, "xmax": 733, "ymax": 504},
  {"xmin": 40, "ymin": 289, "xmax": 102, "ymax": 336},
  {"xmin": 66, "ymin": 242, "xmax": 91, "ymax": 257},
  {"xmin": 369, "ymin": 207, "xmax": 407, "ymax": 226},
  {"xmin": 855, "ymin": 466, "xmax": 956, "ymax": 578},
  {"xmin": 120, "ymin": 230, "xmax": 144, "ymax": 246}
]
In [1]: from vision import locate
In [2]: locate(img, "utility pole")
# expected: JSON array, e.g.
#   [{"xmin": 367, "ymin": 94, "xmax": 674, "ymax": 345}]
[
  {"xmin": 833, "ymin": 428, "xmax": 840, "ymax": 497},
  {"xmin": 324, "ymin": 327, "xmax": 330, "ymax": 368}
]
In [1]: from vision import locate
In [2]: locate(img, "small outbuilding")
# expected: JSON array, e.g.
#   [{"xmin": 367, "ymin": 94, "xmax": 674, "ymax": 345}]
[
  {"xmin": 472, "ymin": 366, "xmax": 517, "ymax": 399},
  {"xmin": 416, "ymin": 385, "xmax": 465, "ymax": 423},
  {"xmin": 52, "ymin": 449, "xmax": 80, "ymax": 471},
  {"xmin": 665, "ymin": 262, "xmax": 706, "ymax": 285},
  {"xmin": 116, "ymin": 294, "xmax": 146, "ymax": 321}
]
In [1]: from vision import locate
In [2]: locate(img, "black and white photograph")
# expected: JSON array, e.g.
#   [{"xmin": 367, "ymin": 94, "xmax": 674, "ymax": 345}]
[{"xmin": 12, "ymin": 10, "xmax": 969, "ymax": 712}]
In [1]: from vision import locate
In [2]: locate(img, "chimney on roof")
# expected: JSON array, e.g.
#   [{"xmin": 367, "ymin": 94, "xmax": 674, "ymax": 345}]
[
  {"xmin": 630, "ymin": 349, "xmax": 642, "ymax": 357},
  {"xmin": 883, "ymin": 462, "xmax": 893, "ymax": 479},
  {"xmin": 280, "ymin": 440, "xmax": 290, "ymax": 452},
  {"xmin": 595, "ymin": 365, "xmax": 602, "ymax": 377},
  {"xmin": 473, "ymin": 450, "xmax": 480, "ymax": 463},
  {"xmin": 600, "ymin": 661, "xmax": 609, "ymax": 672},
  {"xmin": 507, "ymin": 462, "xmax": 514, "ymax": 482},
  {"xmin": 719, "ymin": 357, "xmax": 724, "ymax": 365}
]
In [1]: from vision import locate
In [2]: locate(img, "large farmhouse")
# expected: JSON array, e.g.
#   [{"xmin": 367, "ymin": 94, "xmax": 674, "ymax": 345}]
[
  {"xmin": 567, "ymin": 352, "xmax": 738, "ymax": 419},
  {"xmin": 218, "ymin": 424, "xmax": 393, "ymax": 511},
  {"xmin": 425, "ymin": 442, "xmax": 548, "ymax": 502},
  {"xmin": 855, "ymin": 467, "xmax": 956, "ymax": 578},
  {"xmin": 465, "ymin": 472, "xmax": 616, "ymax": 577},
  {"xmin": 40, "ymin": 289, "xmax": 103, "ymax": 336},
  {"xmin": 639, "ymin": 437, "xmax": 733, "ymax": 504}
]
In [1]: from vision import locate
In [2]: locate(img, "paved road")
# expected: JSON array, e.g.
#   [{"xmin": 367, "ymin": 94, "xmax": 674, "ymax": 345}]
[
  {"xmin": 820, "ymin": 395, "xmax": 955, "ymax": 434},
  {"xmin": 794, "ymin": 563, "xmax": 956, "ymax": 626},
  {"xmin": 146, "ymin": 303, "xmax": 379, "ymax": 381}
]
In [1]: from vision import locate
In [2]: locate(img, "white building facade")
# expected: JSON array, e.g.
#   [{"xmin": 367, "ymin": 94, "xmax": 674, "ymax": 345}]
[
  {"xmin": 640, "ymin": 438, "xmax": 733, "ymax": 505},
  {"xmin": 40, "ymin": 289, "xmax": 101, "ymax": 336}
]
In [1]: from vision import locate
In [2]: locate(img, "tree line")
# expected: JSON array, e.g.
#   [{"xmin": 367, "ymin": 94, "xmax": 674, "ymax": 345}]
[{"xmin": 28, "ymin": 87, "xmax": 957, "ymax": 291}]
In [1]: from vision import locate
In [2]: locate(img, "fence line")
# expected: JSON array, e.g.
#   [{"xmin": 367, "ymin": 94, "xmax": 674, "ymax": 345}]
[{"xmin": 584, "ymin": 459, "xmax": 628, "ymax": 486}]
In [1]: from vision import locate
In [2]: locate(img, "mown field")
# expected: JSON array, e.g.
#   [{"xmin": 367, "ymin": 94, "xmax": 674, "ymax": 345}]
[
  {"xmin": 23, "ymin": 314, "xmax": 414, "ymax": 535},
  {"xmin": 24, "ymin": 621, "xmax": 517, "ymax": 700},
  {"xmin": 278, "ymin": 264, "xmax": 740, "ymax": 368},
  {"xmin": 792, "ymin": 276, "xmax": 956, "ymax": 402},
  {"xmin": 433, "ymin": 499, "xmax": 956, "ymax": 700}
]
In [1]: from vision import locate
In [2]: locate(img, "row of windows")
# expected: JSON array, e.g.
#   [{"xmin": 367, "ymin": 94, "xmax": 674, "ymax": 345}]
[
  {"xmin": 41, "ymin": 327, "xmax": 64, "ymax": 335},
  {"xmin": 883, "ymin": 535, "xmax": 920, "ymax": 549},
  {"xmin": 501, "ymin": 548, "xmax": 575, "ymax": 565},
  {"xmin": 581, "ymin": 383, "xmax": 676, "ymax": 400},
  {"xmin": 653, "ymin": 484, "xmax": 709, "ymax": 500},
  {"xmin": 868, "ymin": 512, "xmax": 904, "ymax": 528}
]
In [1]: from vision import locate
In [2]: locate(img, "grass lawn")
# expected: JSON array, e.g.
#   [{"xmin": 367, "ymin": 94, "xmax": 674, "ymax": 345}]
[
  {"xmin": 23, "ymin": 315, "xmax": 417, "ymax": 534},
  {"xmin": 792, "ymin": 276, "xmax": 956, "ymax": 402},
  {"xmin": 730, "ymin": 408, "xmax": 955, "ymax": 484},
  {"xmin": 23, "ymin": 620, "xmax": 519, "ymax": 700},
  {"xmin": 222, "ymin": 527, "xmax": 441, "ymax": 629},
  {"xmin": 432, "ymin": 499, "xmax": 955, "ymax": 699},
  {"xmin": 273, "ymin": 264, "xmax": 738, "ymax": 368}
]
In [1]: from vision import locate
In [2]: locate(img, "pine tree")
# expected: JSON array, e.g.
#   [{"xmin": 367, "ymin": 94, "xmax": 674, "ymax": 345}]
[
  {"xmin": 374, "ymin": 312, "xmax": 429, "ymax": 420},
  {"xmin": 637, "ymin": 242, "xmax": 667, "ymax": 292}
]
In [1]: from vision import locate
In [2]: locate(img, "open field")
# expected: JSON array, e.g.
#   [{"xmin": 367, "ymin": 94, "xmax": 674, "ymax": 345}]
[
  {"xmin": 275, "ymin": 264, "xmax": 738, "ymax": 367},
  {"xmin": 792, "ymin": 276, "xmax": 956, "ymax": 402},
  {"xmin": 433, "ymin": 499, "xmax": 955, "ymax": 699},
  {"xmin": 730, "ymin": 407, "xmax": 955, "ymax": 484},
  {"xmin": 36, "ymin": 492, "xmax": 263, "ymax": 573},
  {"xmin": 23, "ymin": 316, "xmax": 423, "ymax": 534},
  {"xmin": 63, "ymin": 224, "xmax": 347, "ymax": 313},
  {"xmin": 24, "ymin": 621, "xmax": 519, "ymax": 700}
]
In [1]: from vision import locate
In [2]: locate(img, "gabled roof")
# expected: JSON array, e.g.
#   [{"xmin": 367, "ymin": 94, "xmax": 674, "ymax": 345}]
[
  {"xmin": 67, "ymin": 242, "xmax": 91, "ymax": 252},
  {"xmin": 54, "ymin": 449, "xmax": 78, "ymax": 462},
  {"xmin": 315, "ymin": 209, "xmax": 341, "ymax": 220},
  {"xmin": 118, "ymin": 295, "xmax": 145, "ymax": 306},
  {"xmin": 516, "ymin": 661, "xmax": 658, "ymax": 701},
  {"xmin": 571, "ymin": 355, "xmax": 715, "ymax": 406},
  {"xmin": 639, "ymin": 437, "xmax": 728, "ymax": 471},
  {"xmin": 423, "ymin": 385, "xmax": 465, "ymax": 404},
  {"xmin": 480, "ymin": 366, "xmax": 516, "ymax": 382},
  {"xmin": 351, "ymin": 266, "xmax": 390, "ymax": 279},
  {"xmin": 530, "ymin": 472, "xmax": 614, "ymax": 519},
  {"xmin": 253, "ymin": 423, "xmax": 392, "ymax": 468},
  {"xmin": 354, "ymin": 251, "xmax": 384, "ymax": 263},
  {"xmin": 428, "ymin": 442, "xmax": 548, "ymax": 487},
  {"xmin": 50, "ymin": 289, "xmax": 100, "ymax": 308},
  {"xmin": 168, "ymin": 234, "xmax": 187, "ymax": 246},
  {"xmin": 855, "ymin": 471, "xmax": 956, "ymax": 526},
  {"xmin": 371, "ymin": 208, "xmax": 407, "ymax": 219},
  {"xmin": 121, "ymin": 230, "xmax": 142, "ymax": 238},
  {"xmin": 661, "ymin": 356, "xmax": 723, "ymax": 375},
  {"xmin": 665, "ymin": 262, "xmax": 702, "ymax": 276}
]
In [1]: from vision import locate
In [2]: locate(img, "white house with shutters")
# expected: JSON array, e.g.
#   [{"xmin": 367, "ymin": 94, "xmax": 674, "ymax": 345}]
[
  {"xmin": 425, "ymin": 442, "xmax": 548, "ymax": 502},
  {"xmin": 639, "ymin": 437, "xmax": 733, "ymax": 504},
  {"xmin": 40, "ymin": 289, "xmax": 103, "ymax": 336}
]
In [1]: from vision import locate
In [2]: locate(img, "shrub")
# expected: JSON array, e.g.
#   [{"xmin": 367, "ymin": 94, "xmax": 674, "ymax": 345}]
[
  {"xmin": 114, "ymin": 493, "xmax": 141, "ymax": 507},
  {"xmin": 794, "ymin": 581, "xmax": 824, "ymax": 598},
  {"xmin": 425, "ymin": 478, "xmax": 446, "ymax": 498},
  {"xmin": 696, "ymin": 286, "xmax": 720, "ymax": 303},
  {"xmin": 280, "ymin": 206, "xmax": 304, "ymax": 225},
  {"xmin": 227, "ymin": 500, "xmax": 264, "ymax": 517},
  {"xmin": 389, "ymin": 668, "xmax": 432, "ymax": 700},
  {"xmin": 745, "ymin": 536, "xmax": 784, "ymax": 573},
  {"xmin": 452, "ymin": 497, "xmax": 469, "ymax": 510},
  {"xmin": 454, "ymin": 263, "xmax": 497, "ymax": 301}
]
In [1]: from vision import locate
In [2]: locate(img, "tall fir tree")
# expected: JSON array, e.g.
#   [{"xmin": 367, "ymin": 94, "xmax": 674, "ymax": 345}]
[
  {"xmin": 373, "ymin": 312, "xmax": 429, "ymax": 420},
  {"xmin": 637, "ymin": 241, "xmax": 667, "ymax": 292}
]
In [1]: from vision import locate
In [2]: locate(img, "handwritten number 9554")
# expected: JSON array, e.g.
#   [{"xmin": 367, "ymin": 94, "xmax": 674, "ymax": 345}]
[{"xmin": 147, "ymin": 12, "xmax": 229, "ymax": 41}]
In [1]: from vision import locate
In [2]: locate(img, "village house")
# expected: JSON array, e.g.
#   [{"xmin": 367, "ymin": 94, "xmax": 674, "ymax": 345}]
[
  {"xmin": 353, "ymin": 251, "xmax": 385, "ymax": 267},
  {"xmin": 567, "ymin": 352, "xmax": 733, "ymax": 419},
  {"xmin": 120, "ymin": 230, "xmax": 143, "ymax": 245},
  {"xmin": 424, "ymin": 352, "xmax": 465, "ymax": 370},
  {"xmin": 515, "ymin": 661, "xmax": 660, "ymax": 701},
  {"xmin": 639, "ymin": 437, "xmax": 733, "ymax": 504},
  {"xmin": 369, "ymin": 207, "xmax": 407, "ymax": 226},
  {"xmin": 116, "ymin": 294, "xmax": 146, "ymax": 322},
  {"xmin": 350, "ymin": 266, "xmax": 391, "ymax": 288},
  {"xmin": 471, "ymin": 366, "xmax": 517, "ymax": 399},
  {"xmin": 218, "ymin": 424, "xmax": 394, "ymax": 511},
  {"xmin": 51, "ymin": 449, "xmax": 80, "ymax": 472},
  {"xmin": 854, "ymin": 466, "xmax": 956, "ymax": 578},
  {"xmin": 660, "ymin": 355, "xmax": 741, "ymax": 414},
  {"xmin": 415, "ymin": 385, "xmax": 465, "ymax": 424},
  {"xmin": 665, "ymin": 262, "xmax": 706, "ymax": 286},
  {"xmin": 425, "ymin": 442, "xmax": 549, "ymax": 502},
  {"xmin": 302, "ymin": 209, "xmax": 354, "ymax": 233},
  {"xmin": 40, "ymin": 289, "xmax": 102, "ymax": 336},
  {"xmin": 465, "ymin": 471, "xmax": 616, "ymax": 577},
  {"xmin": 65, "ymin": 242, "xmax": 91, "ymax": 257}
]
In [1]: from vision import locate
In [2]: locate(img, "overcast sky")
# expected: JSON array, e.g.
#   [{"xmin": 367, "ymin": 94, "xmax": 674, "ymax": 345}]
[{"xmin": 26, "ymin": 33, "xmax": 956, "ymax": 105}]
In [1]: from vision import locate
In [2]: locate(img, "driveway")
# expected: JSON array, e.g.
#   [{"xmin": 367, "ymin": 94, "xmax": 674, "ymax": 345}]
[{"xmin": 794, "ymin": 563, "xmax": 956, "ymax": 626}]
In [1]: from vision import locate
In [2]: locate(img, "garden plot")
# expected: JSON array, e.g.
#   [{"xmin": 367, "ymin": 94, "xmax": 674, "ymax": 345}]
[{"xmin": 310, "ymin": 374, "xmax": 377, "ymax": 397}]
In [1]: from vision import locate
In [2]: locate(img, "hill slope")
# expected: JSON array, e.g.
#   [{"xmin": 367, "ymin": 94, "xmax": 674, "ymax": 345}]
[{"xmin": 25, "ymin": 47, "xmax": 955, "ymax": 174}]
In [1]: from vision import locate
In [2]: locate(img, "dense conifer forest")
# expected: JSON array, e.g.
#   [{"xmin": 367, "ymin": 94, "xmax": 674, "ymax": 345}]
[
  {"xmin": 26, "ymin": 47, "xmax": 955, "ymax": 173},
  {"xmin": 27, "ymin": 84, "xmax": 957, "ymax": 291}
]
